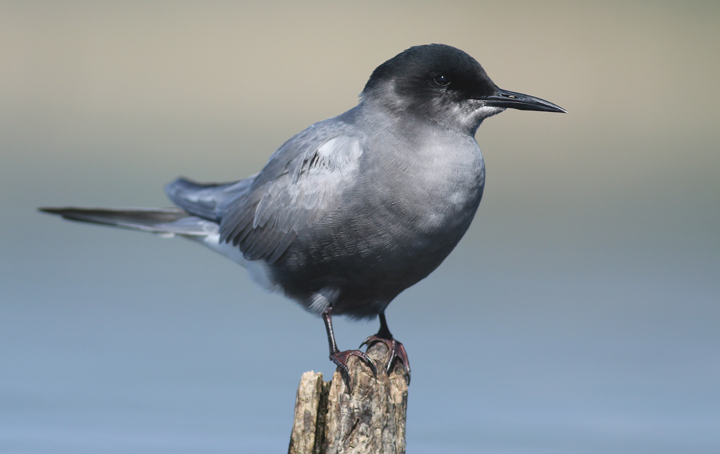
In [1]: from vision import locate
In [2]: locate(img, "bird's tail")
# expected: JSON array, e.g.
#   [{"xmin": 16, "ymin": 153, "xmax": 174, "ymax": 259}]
[{"xmin": 38, "ymin": 207, "xmax": 219, "ymax": 237}]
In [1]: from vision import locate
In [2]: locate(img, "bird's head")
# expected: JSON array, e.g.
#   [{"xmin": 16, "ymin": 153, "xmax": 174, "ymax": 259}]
[{"xmin": 361, "ymin": 44, "xmax": 566, "ymax": 135}]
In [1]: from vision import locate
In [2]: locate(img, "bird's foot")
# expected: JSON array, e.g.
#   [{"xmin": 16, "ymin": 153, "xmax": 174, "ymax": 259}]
[
  {"xmin": 329, "ymin": 349, "xmax": 377, "ymax": 390},
  {"xmin": 360, "ymin": 335, "xmax": 411, "ymax": 384}
]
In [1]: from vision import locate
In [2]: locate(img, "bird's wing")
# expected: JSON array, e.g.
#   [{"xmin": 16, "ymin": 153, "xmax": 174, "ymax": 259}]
[
  {"xmin": 165, "ymin": 176, "xmax": 256, "ymax": 222},
  {"xmin": 219, "ymin": 121, "xmax": 363, "ymax": 264}
]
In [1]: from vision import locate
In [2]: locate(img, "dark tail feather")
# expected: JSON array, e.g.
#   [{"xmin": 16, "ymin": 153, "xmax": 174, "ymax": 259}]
[{"xmin": 38, "ymin": 207, "xmax": 217, "ymax": 236}]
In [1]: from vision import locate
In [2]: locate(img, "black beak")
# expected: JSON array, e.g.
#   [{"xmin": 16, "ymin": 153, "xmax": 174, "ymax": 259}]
[{"xmin": 481, "ymin": 87, "xmax": 566, "ymax": 113}]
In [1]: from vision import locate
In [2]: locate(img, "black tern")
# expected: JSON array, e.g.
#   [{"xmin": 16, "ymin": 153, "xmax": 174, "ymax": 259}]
[{"xmin": 41, "ymin": 44, "xmax": 565, "ymax": 384}]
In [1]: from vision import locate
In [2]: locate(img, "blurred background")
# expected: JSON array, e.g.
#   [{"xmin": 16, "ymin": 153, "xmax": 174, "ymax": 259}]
[{"xmin": 1, "ymin": 1, "xmax": 718, "ymax": 453}]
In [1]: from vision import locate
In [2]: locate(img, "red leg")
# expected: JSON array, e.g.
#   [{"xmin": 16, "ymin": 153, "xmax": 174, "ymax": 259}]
[{"xmin": 323, "ymin": 307, "xmax": 377, "ymax": 388}]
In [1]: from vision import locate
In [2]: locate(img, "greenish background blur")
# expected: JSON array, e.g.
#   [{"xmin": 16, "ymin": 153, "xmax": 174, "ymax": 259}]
[{"xmin": 2, "ymin": 1, "xmax": 718, "ymax": 453}]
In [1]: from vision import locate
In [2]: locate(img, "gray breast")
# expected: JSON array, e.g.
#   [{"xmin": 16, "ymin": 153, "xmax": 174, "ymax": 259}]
[{"xmin": 271, "ymin": 120, "xmax": 486, "ymax": 317}]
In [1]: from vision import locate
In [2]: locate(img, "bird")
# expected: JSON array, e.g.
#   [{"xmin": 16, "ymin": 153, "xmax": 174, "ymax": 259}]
[{"xmin": 40, "ymin": 44, "xmax": 565, "ymax": 385}]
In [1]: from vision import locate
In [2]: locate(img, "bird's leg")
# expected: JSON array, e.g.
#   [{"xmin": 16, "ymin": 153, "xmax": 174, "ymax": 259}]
[
  {"xmin": 361, "ymin": 312, "xmax": 411, "ymax": 383},
  {"xmin": 322, "ymin": 307, "xmax": 377, "ymax": 388}
]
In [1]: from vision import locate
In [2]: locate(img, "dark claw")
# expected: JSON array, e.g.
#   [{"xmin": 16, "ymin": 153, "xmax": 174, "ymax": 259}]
[
  {"xmin": 329, "ymin": 349, "xmax": 378, "ymax": 390},
  {"xmin": 361, "ymin": 336, "xmax": 411, "ymax": 384}
]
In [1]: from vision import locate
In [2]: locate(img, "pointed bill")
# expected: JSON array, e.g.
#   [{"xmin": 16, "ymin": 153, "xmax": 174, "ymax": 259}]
[{"xmin": 481, "ymin": 87, "xmax": 566, "ymax": 113}]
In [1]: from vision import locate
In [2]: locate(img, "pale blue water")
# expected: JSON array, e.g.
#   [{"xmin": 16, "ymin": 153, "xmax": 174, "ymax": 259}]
[{"xmin": 2, "ymin": 216, "xmax": 718, "ymax": 453}]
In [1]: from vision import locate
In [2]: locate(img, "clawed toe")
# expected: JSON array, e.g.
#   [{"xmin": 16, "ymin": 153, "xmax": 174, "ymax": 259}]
[
  {"xmin": 330, "ymin": 348, "xmax": 378, "ymax": 389},
  {"xmin": 361, "ymin": 335, "xmax": 411, "ymax": 384}
]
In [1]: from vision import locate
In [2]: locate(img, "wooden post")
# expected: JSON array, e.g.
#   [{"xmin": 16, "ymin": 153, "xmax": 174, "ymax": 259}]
[{"xmin": 288, "ymin": 342, "xmax": 409, "ymax": 454}]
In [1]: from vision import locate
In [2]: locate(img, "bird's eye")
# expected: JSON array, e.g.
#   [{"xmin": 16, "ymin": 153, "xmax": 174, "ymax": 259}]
[{"xmin": 433, "ymin": 74, "xmax": 450, "ymax": 86}]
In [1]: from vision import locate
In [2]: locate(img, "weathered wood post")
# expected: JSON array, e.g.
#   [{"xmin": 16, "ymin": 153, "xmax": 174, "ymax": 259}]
[{"xmin": 288, "ymin": 342, "xmax": 409, "ymax": 454}]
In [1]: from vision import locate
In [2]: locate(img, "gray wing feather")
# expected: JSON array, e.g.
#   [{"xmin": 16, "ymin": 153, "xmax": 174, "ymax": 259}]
[
  {"xmin": 219, "ymin": 120, "xmax": 363, "ymax": 263},
  {"xmin": 165, "ymin": 176, "xmax": 255, "ymax": 222}
]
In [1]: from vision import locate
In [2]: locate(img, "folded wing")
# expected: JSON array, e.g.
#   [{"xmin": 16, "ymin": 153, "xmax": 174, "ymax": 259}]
[{"xmin": 219, "ymin": 122, "xmax": 364, "ymax": 264}]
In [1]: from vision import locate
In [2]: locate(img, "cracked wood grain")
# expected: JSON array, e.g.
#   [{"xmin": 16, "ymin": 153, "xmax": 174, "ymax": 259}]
[{"xmin": 288, "ymin": 342, "xmax": 408, "ymax": 454}]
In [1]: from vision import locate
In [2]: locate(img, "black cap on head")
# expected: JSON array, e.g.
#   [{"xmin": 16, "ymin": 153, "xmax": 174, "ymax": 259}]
[
  {"xmin": 363, "ymin": 44, "xmax": 497, "ymax": 101},
  {"xmin": 362, "ymin": 44, "xmax": 566, "ymax": 116}
]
